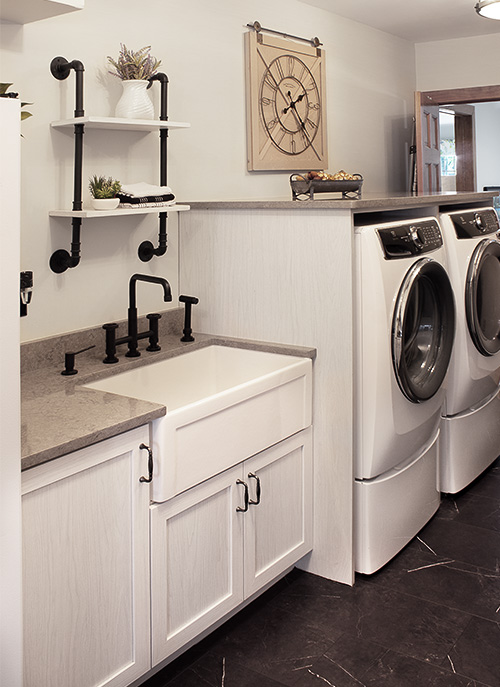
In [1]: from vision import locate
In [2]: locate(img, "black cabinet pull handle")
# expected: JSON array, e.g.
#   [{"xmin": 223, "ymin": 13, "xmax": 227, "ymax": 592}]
[
  {"xmin": 139, "ymin": 443, "xmax": 154, "ymax": 483},
  {"xmin": 248, "ymin": 472, "xmax": 261, "ymax": 505},
  {"xmin": 236, "ymin": 479, "xmax": 249, "ymax": 512}
]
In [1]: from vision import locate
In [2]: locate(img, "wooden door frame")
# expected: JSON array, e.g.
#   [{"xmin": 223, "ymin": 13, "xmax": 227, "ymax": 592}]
[{"xmin": 415, "ymin": 85, "xmax": 500, "ymax": 193}]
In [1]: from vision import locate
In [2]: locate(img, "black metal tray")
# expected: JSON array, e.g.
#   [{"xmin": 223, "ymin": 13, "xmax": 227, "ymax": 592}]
[{"xmin": 290, "ymin": 173, "xmax": 363, "ymax": 200}]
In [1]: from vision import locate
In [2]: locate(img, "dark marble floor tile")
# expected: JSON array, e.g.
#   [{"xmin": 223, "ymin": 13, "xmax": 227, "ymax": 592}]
[
  {"xmin": 436, "ymin": 492, "xmax": 477, "ymax": 521},
  {"xmin": 276, "ymin": 577, "xmax": 470, "ymax": 666},
  {"xmin": 263, "ymin": 633, "xmax": 388, "ymax": 687},
  {"xmin": 323, "ymin": 632, "xmax": 387, "ymax": 679},
  {"xmin": 205, "ymin": 603, "xmax": 337, "ymax": 686},
  {"xmin": 363, "ymin": 543, "xmax": 500, "ymax": 622},
  {"xmin": 281, "ymin": 651, "xmax": 385, "ymax": 687},
  {"xmin": 361, "ymin": 650, "xmax": 492, "ymax": 687},
  {"xmin": 462, "ymin": 458, "xmax": 500, "ymax": 502},
  {"xmin": 414, "ymin": 516, "xmax": 500, "ymax": 572},
  {"xmin": 454, "ymin": 494, "xmax": 500, "ymax": 533},
  {"xmin": 163, "ymin": 653, "xmax": 286, "ymax": 687},
  {"xmin": 444, "ymin": 615, "xmax": 500, "ymax": 687},
  {"xmin": 436, "ymin": 491, "xmax": 500, "ymax": 534}
]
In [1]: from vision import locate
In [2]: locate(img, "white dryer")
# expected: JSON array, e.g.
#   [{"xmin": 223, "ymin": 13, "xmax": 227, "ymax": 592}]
[
  {"xmin": 354, "ymin": 217, "xmax": 455, "ymax": 574},
  {"xmin": 438, "ymin": 207, "xmax": 500, "ymax": 493}
]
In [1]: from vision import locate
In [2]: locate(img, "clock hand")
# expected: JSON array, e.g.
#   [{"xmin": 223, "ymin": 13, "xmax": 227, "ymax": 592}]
[
  {"xmin": 283, "ymin": 91, "xmax": 306, "ymax": 115},
  {"xmin": 288, "ymin": 107, "xmax": 322, "ymax": 161}
]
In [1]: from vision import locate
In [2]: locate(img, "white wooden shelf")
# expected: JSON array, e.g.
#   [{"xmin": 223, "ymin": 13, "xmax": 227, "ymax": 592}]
[
  {"xmin": 1, "ymin": 0, "xmax": 83, "ymax": 24},
  {"xmin": 49, "ymin": 204, "xmax": 190, "ymax": 219},
  {"xmin": 51, "ymin": 116, "xmax": 190, "ymax": 132}
]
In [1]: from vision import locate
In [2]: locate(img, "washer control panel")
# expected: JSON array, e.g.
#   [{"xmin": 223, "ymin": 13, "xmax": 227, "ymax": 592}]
[
  {"xmin": 448, "ymin": 208, "xmax": 499, "ymax": 238},
  {"xmin": 377, "ymin": 219, "xmax": 443, "ymax": 259}
]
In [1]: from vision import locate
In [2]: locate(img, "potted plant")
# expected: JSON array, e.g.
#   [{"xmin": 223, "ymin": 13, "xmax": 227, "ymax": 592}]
[
  {"xmin": 107, "ymin": 45, "xmax": 161, "ymax": 119},
  {"xmin": 89, "ymin": 175, "xmax": 122, "ymax": 210}
]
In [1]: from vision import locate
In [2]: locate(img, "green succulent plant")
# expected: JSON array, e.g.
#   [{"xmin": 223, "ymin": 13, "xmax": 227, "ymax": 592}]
[
  {"xmin": 88, "ymin": 175, "xmax": 122, "ymax": 199},
  {"xmin": 0, "ymin": 82, "xmax": 33, "ymax": 121},
  {"xmin": 107, "ymin": 44, "xmax": 161, "ymax": 81}
]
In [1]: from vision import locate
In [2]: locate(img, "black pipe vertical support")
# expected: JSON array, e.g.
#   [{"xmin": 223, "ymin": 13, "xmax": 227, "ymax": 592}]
[
  {"xmin": 138, "ymin": 73, "xmax": 170, "ymax": 262},
  {"xmin": 49, "ymin": 58, "xmax": 85, "ymax": 274}
]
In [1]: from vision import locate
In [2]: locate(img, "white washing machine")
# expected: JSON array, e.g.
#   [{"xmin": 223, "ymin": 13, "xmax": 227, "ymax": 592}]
[
  {"xmin": 438, "ymin": 207, "xmax": 500, "ymax": 493},
  {"xmin": 354, "ymin": 217, "xmax": 455, "ymax": 574}
]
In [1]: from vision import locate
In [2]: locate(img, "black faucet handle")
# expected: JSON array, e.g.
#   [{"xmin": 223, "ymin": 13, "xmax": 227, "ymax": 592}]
[
  {"xmin": 146, "ymin": 313, "xmax": 162, "ymax": 352},
  {"xmin": 103, "ymin": 323, "xmax": 119, "ymax": 364},
  {"xmin": 179, "ymin": 295, "xmax": 199, "ymax": 342},
  {"xmin": 179, "ymin": 295, "xmax": 199, "ymax": 306},
  {"xmin": 61, "ymin": 344, "xmax": 96, "ymax": 376}
]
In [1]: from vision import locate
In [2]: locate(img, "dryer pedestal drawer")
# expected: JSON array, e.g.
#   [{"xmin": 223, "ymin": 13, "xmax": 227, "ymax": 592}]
[
  {"xmin": 440, "ymin": 389, "xmax": 500, "ymax": 494},
  {"xmin": 354, "ymin": 431, "xmax": 440, "ymax": 575}
]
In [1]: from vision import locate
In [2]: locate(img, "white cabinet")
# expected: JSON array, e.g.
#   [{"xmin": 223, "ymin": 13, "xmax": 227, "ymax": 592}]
[
  {"xmin": 22, "ymin": 427, "xmax": 151, "ymax": 687},
  {"xmin": 21, "ymin": 390, "xmax": 313, "ymax": 682},
  {"xmin": 242, "ymin": 429, "xmax": 313, "ymax": 598},
  {"xmin": 150, "ymin": 429, "xmax": 312, "ymax": 666}
]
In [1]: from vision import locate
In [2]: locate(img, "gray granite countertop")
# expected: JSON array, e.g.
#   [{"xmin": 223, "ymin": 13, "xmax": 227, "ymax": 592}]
[
  {"xmin": 182, "ymin": 191, "xmax": 496, "ymax": 212},
  {"xmin": 21, "ymin": 325, "xmax": 315, "ymax": 471}
]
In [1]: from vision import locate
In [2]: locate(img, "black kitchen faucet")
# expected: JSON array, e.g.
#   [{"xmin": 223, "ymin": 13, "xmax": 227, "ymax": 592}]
[{"xmin": 102, "ymin": 274, "xmax": 172, "ymax": 364}]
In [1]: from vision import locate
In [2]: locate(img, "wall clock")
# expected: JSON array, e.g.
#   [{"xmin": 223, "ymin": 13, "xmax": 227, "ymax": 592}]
[{"xmin": 245, "ymin": 29, "xmax": 328, "ymax": 171}]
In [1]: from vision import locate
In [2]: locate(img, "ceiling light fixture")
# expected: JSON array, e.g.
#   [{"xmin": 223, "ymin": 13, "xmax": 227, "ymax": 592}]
[{"xmin": 475, "ymin": 0, "xmax": 500, "ymax": 19}]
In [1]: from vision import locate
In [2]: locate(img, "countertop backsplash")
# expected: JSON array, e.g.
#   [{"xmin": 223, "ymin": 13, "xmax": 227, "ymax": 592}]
[{"xmin": 21, "ymin": 307, "xmax": 185, "ymax": 374}]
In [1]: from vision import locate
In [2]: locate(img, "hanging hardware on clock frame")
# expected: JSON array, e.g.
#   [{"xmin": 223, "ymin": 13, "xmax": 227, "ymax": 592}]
[
  {"xmin": 246, "ymin": 21, "xmax": 322, "ymax": 48},
  {"xmin": 49, "ymin": 57, "xmax": 173, "ymax": 273}
]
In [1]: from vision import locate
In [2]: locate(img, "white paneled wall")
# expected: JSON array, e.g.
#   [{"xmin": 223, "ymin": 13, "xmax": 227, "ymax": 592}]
[{"xmin": 180, "ymin": 207, "xmax": 355, "ymax": 584}]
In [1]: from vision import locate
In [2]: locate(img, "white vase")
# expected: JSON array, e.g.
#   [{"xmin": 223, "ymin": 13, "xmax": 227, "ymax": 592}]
[
  {"xmin": 115, "ymin": 80, "xmax": 154, "ymax": 120},
  {"xmin": 91, "ymin": 198, "xmax": 120, "ymax": 210}
]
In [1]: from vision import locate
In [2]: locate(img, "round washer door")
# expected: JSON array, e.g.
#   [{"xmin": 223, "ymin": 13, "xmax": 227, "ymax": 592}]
[
  {"xmin": 465, "ymin": 238, "xmax": 500, "ymax": 356},
  {"xmin": 392, "ymin": 258, "xmax": 455, "ymax": 403}
]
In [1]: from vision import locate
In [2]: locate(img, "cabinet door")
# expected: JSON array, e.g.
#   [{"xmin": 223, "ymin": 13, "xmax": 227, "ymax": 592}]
[
  {"xmin": 150, "ymin": 465, "xmax": 244, "ymax": 666},
  {"xmin": 22, "ymin": 427, "xmax": 151, "ymax": 687},
  {"xmin": 243, "ymin": 429, "xmax": 313, "ymax": 598}
]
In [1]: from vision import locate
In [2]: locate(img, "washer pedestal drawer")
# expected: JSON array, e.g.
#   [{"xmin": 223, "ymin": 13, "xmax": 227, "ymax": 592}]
[{"xmin": 355, "ymin": 431, "xmax": 440, "ymax": 575}]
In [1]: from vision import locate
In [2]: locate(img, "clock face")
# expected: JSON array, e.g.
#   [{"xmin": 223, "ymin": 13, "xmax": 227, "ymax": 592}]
[
  {"xmin": 259, "ymin": 55, "xmax": 321, "ymax": 157},
  {"xmin": 246, "ymin": 31, "xmax": 328, "ymax": 171}
]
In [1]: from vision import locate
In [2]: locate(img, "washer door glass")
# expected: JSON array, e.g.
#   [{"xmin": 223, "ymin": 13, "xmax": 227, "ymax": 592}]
[
  {"xmin": 392, "ymin": 258, "xmax": 455, "ymax": 403},
  {"xmin": 466, "ymin": 239, "xmax": 500, "ymax": 356}
]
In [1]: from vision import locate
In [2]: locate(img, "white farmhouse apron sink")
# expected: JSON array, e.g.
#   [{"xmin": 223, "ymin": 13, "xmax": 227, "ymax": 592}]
[{"xmin": 84, "ymin": 345, "xmax": 312, "ymax": 502}]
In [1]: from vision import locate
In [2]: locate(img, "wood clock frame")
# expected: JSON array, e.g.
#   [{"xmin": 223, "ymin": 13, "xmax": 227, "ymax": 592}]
[{"xmin": 245, "ymin": 30, "xmax": 328, "ymax": 172}]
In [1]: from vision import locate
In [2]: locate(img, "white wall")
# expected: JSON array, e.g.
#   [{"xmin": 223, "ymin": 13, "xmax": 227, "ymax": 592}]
[
  {"xmin": 475, "ymin": 102, "xmax": 500, "ymax": 191},
  {"xmin": 1, "ymin": 0, "xmax": 416, "ymax": 341},
  {"xmin": 416, "ymin": 33, "xmax": 500, "ymax": 90}
]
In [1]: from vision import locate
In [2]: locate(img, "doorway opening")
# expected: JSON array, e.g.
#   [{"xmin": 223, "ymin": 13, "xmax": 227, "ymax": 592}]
[{"xmin": 415, "ymin": 85, "xmax": 500, "ymax": 194}]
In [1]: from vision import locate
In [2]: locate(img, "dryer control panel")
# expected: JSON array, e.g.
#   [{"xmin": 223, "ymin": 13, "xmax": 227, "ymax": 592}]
[
  {"xmin": 377, "ymin": 219, "xmax": 443, "ymax": 259},
  {"xmin": 448, "ymin": 208, "xmax": 499, "ymax": 239}
]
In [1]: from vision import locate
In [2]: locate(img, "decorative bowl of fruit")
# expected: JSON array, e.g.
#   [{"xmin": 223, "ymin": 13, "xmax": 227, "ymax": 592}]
[{"xmin": 290, "ymin": 170, "xmax": 363, "ymax": 200}]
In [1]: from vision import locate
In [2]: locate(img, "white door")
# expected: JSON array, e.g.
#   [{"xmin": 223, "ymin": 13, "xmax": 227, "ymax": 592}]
[
  {"xmin": 415, "ymin": 93, "xmax": 441, "ymax": 193},
  {"xmin": 22, "ymin": 428, "xmax": 151, "ymax": 687},
  {"xmin": 243, "ymin": 429, "xmax": 313, "ymax": 598},
  {"xmin": 150, "ymin": 465, "xmax": 245, "ymax": 666}
]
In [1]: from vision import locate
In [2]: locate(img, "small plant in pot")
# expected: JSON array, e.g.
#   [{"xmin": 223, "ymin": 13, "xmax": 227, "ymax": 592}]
[
  {"xmin": 107, "ymin": 45, "xmax": 161, "ymax": 119},
  {"xmin": 89, "ymin": 175, "xmax": 122, "ymax": 210}
]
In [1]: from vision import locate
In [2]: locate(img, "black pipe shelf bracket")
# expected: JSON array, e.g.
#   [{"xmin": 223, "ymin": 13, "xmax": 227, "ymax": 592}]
[
  {"xmin": 138, "ymin": 72, "xmax": 170, "ymax": 263},
  {"xmin": 49, "ymin": 57, "xmax": 186, "ymax": 274},
  {"xmin": 50, "ymin": 56, "xmax": 85, "ymax": 274}
]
